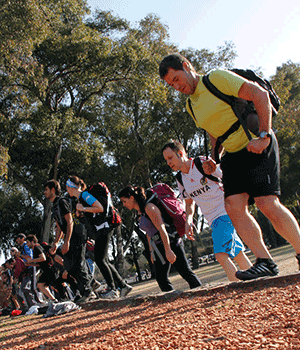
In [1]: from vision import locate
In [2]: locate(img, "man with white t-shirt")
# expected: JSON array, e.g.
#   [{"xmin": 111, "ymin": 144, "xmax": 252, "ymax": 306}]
[{"xmin": 162, "ymin": 140, "xmax": 252, "ymax": 281}]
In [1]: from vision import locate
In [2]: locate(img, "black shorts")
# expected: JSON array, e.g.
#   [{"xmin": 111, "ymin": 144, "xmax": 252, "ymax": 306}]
[
  {"xmin": 38, "ymin": 270, "xmax": 57, "ymax": 286},
  {"xmin": 221, "ymin": 131, "xmax": 281, "ymax": 199}
]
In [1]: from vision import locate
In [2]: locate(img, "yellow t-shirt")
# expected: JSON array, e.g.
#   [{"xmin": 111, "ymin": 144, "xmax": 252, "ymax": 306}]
[{"xmin": 186, "ymin": 69, "xmax": 252, "ymax": 153}]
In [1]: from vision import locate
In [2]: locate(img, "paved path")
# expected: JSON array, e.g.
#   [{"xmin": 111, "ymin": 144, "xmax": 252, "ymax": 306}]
[{"xmin": 127, "ymin": 244, "xmax": 298, "ymax": 298}]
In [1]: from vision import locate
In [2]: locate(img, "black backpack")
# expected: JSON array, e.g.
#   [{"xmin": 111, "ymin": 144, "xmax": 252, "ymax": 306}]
[
  {"xmin": 189, "ymin": 69, "xmax": 280, "ymax": 163},
  {"xmin": 82, "ymin": 182, "xmax": 121, "ymax": 228},
  {"xmin": 203, "ymin": 68, "xmax": 280, "ymax": 115},
  {"xmin": 176, "ymin": 156, "xmax": 221, "ymax": 186}
]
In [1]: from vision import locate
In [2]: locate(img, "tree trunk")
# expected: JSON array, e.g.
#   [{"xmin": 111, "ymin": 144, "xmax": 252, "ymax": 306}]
[
  {"xmin": 136, "ymin": 226, "xmax": 155, "ymax": 278},
  {"xmin": 115, "ymin": 225, "xmax": 125, "ymax": 277},
  {"xmin": 41, "ymin": 144, "xmax": 62, "ymax": 242},
  {"xmin": 40, "ymin": 199, "xmax": 52, "ymax": 243},
  {"xmin": 131, "ymin": 240, "xmax": 142, "ymax": 281}
]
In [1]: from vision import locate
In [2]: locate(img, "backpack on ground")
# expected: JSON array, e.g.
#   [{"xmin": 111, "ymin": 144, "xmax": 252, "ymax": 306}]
[
  {"xmin": 189, "ymin": 68, "xmax": 280, "ymax": 163},
  {"xmin": 84, "ymin": 182, "xmax": 121, "ymax": 228},
  {"xmin": 146, "ymin": 183, "xmax": 186, "ymax": 237},
  {"xmin": 176, "ymin": 156, "xmax": 221, "ymax": 186}
]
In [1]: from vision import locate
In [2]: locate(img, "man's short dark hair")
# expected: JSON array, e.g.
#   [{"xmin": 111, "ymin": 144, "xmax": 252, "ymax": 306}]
[
  {"xmin": 15, "ymin": 233, "xmax": 26, "ymax": 240},
  {"xmin": 162, "ymin": 140, "xmax": 186, "ymax": 155},
  {"xmin": 159, "ymin": 53, "xmax": 189, "ymax": 79},
  {"xmin": 44, "ymin": 179, "xmax": 61, "ymax": 196},
  {"xmin": 26, "ymin": 234, "xmax": 38, "ymax": 243}
]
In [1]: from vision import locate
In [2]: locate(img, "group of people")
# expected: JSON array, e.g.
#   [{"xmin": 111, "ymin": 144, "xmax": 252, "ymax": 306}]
[
  {"xmin": 3, "ymin": 52, "xmax": 300, "ymax": 309},
  {"xmin": 0, "ymin": 232, "xmax": 87, "ymax": 310},
  {"xmin": 158, "ymin": 53, "xmax": 300, "ymax": 280},
  {"xmin": 117, "ymin": 53, "xmax": 300, "ymax": 290},
  {"xmin": 43, "ymin": 177, "xmax": 132, "ymax": 303}
]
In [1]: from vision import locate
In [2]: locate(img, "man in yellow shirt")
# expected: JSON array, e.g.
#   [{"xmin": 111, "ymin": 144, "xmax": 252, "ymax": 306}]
[{"xmin": 159, "ymin": 53, "xmax": 300, "ymax": 280}]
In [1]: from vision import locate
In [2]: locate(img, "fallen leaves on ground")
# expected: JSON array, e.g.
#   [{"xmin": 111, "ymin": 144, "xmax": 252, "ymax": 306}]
[{"xmin": 0, "ymin": 277, "xmax": 299, "ymax": 350}]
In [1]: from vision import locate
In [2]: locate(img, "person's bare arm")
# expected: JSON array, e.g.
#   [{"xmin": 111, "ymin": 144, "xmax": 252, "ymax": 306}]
[
  {"xmin": 145, "ymin": 203, "xmax": 176, "ymax": 264},
  {"xmin": 26, "ymin": 252, "xmax": 46, "ymax": 266},
  {"xmin": 185, "ymin": 198, "xmax": 196, "ymax": 241},
  {"xmin": 61, "ymin": 213, "xmax": 73, "ymax": 255},
  {"xmin": 238, "ymin": 81, "xmax": 272, "ymax": 153},
  {"xmin": 207, "ymin": 133, "xmax": 224, "ymax": 166},
  {"xmin": 76, "ymin": 200, "xmax": 103, "ymax": 214},
  {"xmin": 50, "ymin": 222, "xmax": 64, "ymax": 255}
]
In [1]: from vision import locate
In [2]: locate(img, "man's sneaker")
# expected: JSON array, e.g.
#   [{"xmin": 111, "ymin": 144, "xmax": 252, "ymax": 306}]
[
  {"xmin": 99, "ymin": 288, "xmax": 120, "ymax": 300},
  {"xmin": 94, "ymin": 283, "xmax": 106, "ymax": 294},
  {"xmin": 296, "ymin": 254, "xmax": 300, "ymax": 270},
  {"xmin": 76, "ymin": 291, "xmax": 97, "ymax": 305},
  {"xmin": 120, "ymin": 284, "xmax": 133, "ymax": 298},
  {"xmin": 236, "ymin": 258, "xmax": 279, "ymax": 281}
]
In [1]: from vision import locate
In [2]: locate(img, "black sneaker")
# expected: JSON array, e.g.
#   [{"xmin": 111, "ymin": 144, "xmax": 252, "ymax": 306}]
[
  {"xmin": 236, "ymin": 258, "xmax": 279, "ymax": 281},
  {"xmin": 296, "ymin": 254, "xmax": 300, "ymax": 270}
]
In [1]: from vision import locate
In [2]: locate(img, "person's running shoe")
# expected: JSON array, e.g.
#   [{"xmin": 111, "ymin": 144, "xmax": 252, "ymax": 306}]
[
  {"xmin": 296, "ymin": 254, "xmax": 300, "ymax": 270},
  {"xmin": 76, "ymin": 291, "xmax": 97, "ymax": 305},
  {"xmin": 91, "ymin": 279, "xmax": 102, "ymax": 291},
  {"xmin": 94, "ymin": 283, "xmax": 106, "ymax": 295},
  {"xmin": 120, "ymin": 284, "xmax": 133, "ymax": 298},
  {"xmin": 99, "ymin": 288, "xmax": 120, "ymax": 300},
  {"xmin": 235, "ymin": 258, "xmax": 279, "ymax": 281}
]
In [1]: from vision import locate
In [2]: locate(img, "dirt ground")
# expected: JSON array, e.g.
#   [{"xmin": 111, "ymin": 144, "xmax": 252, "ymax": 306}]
[{"xmin": 0, "ymin": 244, "xmax": 299, "ymax": 350}]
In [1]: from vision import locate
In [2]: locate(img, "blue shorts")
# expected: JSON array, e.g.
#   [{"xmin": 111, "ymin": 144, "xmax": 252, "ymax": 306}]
[{"xmin": 211, "ymin": 215, "xmax": 245, "ymax": 258}]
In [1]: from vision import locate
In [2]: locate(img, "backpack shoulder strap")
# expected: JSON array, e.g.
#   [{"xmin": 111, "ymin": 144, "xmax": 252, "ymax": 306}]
[
  {"xmin": 176, "ymin": 158, "xmax": 221, "ymax": 185},
  {"xmin": 202, "ymin": 73, "xmax": 253, "ymax": 142},
  {"xmin": 175, "ymin": 172, "xmax": 183, "ymax": 186},
  {"xmin": 187, "ymin": 98, "xmax": 209, "ymax": 159},
  {"xmin": 194, "ymin": 157, "xmax": 221, "ymax": 183},
  {"xmin": 202, "ymin": 74, "xmax": 235, "ymax": 106},
  {"xmin": 187, "ymin": 98, "xmax": 197, "ymax": 123}
]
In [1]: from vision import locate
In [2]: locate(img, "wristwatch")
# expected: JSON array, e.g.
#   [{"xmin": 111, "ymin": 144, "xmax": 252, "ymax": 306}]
[{"xmin": 259, "ymin": 131, "xmax": 272, "ymax": 139}]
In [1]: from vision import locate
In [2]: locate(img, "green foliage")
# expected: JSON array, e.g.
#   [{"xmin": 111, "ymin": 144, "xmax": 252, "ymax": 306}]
[
  {"xmin": 0, "ymin": 182, "xmax": 43, "ymax": 257},
  {"xmin": 182, "ymin": 42, "xmax": 237, "ymax": 74},
  {"xmin": 0, "ymin": 3, "xmax": 239, "ymax": 251},
  {"xmin": 270, "ymin": 61, "xmax": 300, "ymax": 207}
]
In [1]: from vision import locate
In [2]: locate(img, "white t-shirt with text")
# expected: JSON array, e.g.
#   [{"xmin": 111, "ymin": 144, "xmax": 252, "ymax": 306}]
[{"xmin": 177, "ymin": 156, "xmax": 227, "ymax": 225}]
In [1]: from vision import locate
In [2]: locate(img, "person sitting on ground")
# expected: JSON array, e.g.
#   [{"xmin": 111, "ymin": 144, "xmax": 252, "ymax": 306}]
[
  {"xmin": 0, "ymin": 266, "xmax": 11, "ymax": 309},
  {"xmin": 10, "ymin": 247, "xmax": 26, "ymax": 308},
  {"xmin": 118, "ymin": 186, "xmax": 202, "ymax": 292},
  {"xmin": 162, "ymin": 140, "xmax": 252, "ymax": 281},
  {"xmin": 5, "ymin": 258, "xmax": 22, "ymax": 310}
]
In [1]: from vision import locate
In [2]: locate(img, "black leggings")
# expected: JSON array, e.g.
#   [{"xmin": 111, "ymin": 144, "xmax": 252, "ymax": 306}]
[
  {"xmin": 94, "ymin": 227, "xmax": 126, "ymax": 290},
  {"xmin": 153, "ymin": 239, "xmax": 202, "ymax": 292}
]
